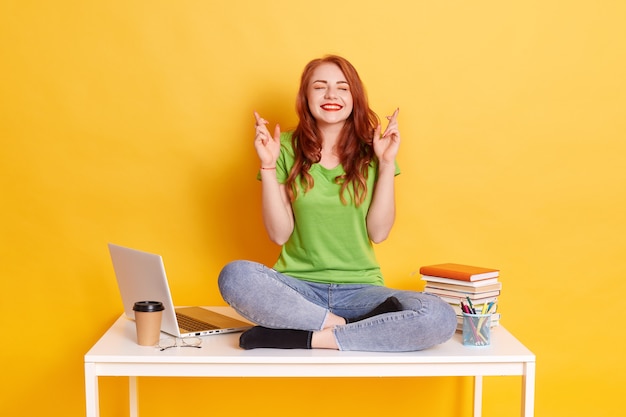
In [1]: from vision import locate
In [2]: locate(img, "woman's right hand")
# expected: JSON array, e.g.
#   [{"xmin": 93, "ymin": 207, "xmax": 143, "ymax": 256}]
[
  {"xmin": 254, "ymin": 112, "xmax": 294, "ymax": 245},
  {"xmin": 254, "ymin": 111, "xmax": 281, "ymax": 168}
]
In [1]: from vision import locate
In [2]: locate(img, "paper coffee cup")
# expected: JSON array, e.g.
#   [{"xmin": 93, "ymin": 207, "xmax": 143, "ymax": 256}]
[{"xmin": 133, "ymin": 301, "xmax": 164, "ymax": 346}]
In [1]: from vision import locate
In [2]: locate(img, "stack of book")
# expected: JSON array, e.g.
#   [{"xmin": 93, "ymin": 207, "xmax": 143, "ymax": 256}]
[{"xmin": 419, "ymin": 263, "xmax": 502, "ymax": 331}]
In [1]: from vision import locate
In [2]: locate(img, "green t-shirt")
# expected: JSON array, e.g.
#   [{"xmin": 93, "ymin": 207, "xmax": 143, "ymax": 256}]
[{"xmin": 266, "ymin": 131, "xmax": 399, "ymax": 286}]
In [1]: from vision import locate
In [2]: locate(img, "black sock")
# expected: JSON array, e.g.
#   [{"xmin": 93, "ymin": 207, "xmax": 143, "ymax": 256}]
[
  {"xmin": 239, "ymin": 326, "xmax": 313, "ymax": 350},
  {"xmin": 346, "ymin": 296, "xmax": 403, "ymax": 323}
]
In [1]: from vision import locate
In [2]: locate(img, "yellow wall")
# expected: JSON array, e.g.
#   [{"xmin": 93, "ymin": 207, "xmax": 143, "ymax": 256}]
[{"xmin": 2, "ymin": 1, "xmax": 624, "ymax": 416}]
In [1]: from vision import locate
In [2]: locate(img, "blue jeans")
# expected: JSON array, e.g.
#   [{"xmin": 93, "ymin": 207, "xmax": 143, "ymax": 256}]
[{"xmin": 218, "ymin": 260, "xmax": 457, "ymax": 352}]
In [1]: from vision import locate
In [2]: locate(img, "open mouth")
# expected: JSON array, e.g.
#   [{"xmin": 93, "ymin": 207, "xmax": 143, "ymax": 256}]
[{"xmin": 321, "ymin": 104, "xmax": 343, "ymax": 111}]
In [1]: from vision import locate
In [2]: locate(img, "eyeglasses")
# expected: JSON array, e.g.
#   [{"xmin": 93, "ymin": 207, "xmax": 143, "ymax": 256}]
[{"xmin": 156, "ymin": 337, "xmax": 202, "ymax": 351}]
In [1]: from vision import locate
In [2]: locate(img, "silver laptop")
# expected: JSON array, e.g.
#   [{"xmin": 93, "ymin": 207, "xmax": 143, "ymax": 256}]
[{"xmin": 108, "ymin": 243, "xmax": 252, "ymax": 337}]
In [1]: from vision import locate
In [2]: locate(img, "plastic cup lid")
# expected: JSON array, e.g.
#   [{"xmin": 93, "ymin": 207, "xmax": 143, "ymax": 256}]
[{"xmin": 133, "ymin": 301, "xmax": 165, "ymax": 312}]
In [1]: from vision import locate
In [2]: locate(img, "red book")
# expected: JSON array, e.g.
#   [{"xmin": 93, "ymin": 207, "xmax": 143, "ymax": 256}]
[{"xmin": 419, "ymin": 263, "xmax": 499, "ymax": 282}]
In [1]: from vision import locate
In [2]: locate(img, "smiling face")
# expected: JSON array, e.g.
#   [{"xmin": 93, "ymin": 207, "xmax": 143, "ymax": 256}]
[{"xmin": 306, "ymin": 62, "xmax": 354, "ymax": 129}]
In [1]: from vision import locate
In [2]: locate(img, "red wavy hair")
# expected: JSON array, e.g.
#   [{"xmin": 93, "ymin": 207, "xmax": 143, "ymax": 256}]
[{"xmin": 286, "ymin": 55, "xmax": 380, "ymax": 206}]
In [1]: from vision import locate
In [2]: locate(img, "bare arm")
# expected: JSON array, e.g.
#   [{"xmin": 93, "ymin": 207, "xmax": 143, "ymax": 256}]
[
  {"xmin": 366, "ymin": 109, "xmax": 401, "ymax": 243},
  {"xmin": 254, "ymin": 112, "xmax": 294, "ymax": 245},
  {"xmin": 366, "ymin": 162, "xmax": 397, "ymax": 243},
  {"xmin": 260, "ymin": 173, "xmax": 294, "ymax": 245}
]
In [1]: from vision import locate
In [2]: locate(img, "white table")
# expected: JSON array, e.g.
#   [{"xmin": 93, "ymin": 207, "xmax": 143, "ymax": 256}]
[{"xmin": 84, "ymin": 307, "xmax": 535, "ymax": 417}]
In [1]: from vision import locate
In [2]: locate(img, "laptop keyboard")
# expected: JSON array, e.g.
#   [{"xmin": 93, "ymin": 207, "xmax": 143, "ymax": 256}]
[{"xmin": 176, "ymin": 312, "xmax": 218, "ymax": 332}]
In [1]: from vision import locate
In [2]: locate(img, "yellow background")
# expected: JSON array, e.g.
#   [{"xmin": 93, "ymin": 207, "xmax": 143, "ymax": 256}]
[{"xmin": 2, "ymin": 1, "xmax": 625, "ymax": 416}]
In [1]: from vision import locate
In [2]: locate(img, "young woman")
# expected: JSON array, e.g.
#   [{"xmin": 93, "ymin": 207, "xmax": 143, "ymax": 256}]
[{"xmin": 218, "ymin": 55, "xmax": 456, "ymax": 351}]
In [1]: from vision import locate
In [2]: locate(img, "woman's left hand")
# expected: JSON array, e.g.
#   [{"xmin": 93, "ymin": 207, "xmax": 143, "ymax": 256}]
[{"xmin": 373, "ymin": 108, "xmax": 401, "ymax": 165}]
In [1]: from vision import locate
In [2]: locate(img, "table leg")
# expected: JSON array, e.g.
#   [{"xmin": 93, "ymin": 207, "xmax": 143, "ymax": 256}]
[
  {"xmin": 129, "ymin": 376, "xmax": 138, "ymax": 417},
  {"xmin": 522, "ymin": 362, "xmax": 536, "ymax": 417},
  {"xmin": 473, "ymin": 375, "xmax": 483, "ymax": 417},
  {"xmin": 84, "ymin": 362, "xmax": 100, "ymax": 417}
]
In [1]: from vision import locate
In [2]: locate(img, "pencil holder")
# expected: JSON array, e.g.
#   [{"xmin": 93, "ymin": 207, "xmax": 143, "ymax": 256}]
[{"xmin": 462, "ymin": 313, "xmax": 492, "ymax": 347}]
